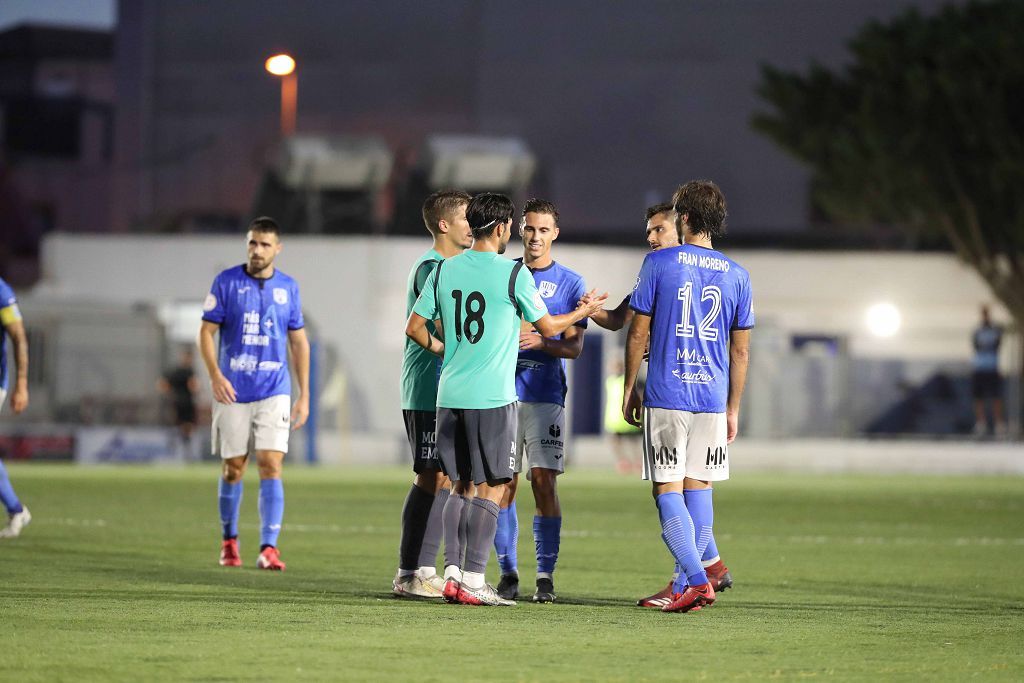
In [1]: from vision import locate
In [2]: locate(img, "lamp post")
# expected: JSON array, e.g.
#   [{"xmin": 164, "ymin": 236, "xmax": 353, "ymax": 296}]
[{"xmin": 265, "ymin": 53, "xmax": 297, "ymax": 137}]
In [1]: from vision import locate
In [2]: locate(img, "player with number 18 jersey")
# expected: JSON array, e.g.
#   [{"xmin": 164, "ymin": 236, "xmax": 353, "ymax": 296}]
[{"xmin": 405, "ymin": 192, "xmax": 606, "ymax": 607}]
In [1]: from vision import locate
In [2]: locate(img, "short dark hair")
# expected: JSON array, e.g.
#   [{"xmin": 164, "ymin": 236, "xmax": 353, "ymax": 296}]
[
  {"xmin": 248, "ymin": 216, "xmax": 280, "ymax": 236},
  {"xmin": 466, "ymin": 192, "xmax": 515, "ymax": 239},
  {"xmin": 523, "ymin": 198, "xmax": 559, "ymax": 226},
  {"xmin": 644, "ymin": 202, "xmax": 674, "ymax": 222},
  {"xmin": 645, "ymin": 202, "xmax": 680, "ymax": 241},
  {"xmin": 672, "ymin": 180, "xmax": 727, "ymax": 238},
  {"xmin": 421, "ymin": 189, "xmax": 471, "ymax": 236}
]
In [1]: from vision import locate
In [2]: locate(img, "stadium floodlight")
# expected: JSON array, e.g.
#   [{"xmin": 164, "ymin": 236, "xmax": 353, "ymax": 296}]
[
  {"xmin": 865, "ymin": 302, "xmax": 901, "ymax": 338},
  {"xmin": 265, "ymin": 53, "xmax": 297, "ymax": 136}
]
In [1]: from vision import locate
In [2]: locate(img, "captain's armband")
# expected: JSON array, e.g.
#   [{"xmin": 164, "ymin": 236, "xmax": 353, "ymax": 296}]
[{"xmin": 0, "ymin": 304, "xmax": 22, "ymax": 327}]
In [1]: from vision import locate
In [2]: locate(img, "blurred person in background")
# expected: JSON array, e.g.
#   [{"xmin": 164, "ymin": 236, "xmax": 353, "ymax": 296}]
[
  {"xmin": 604, "ymin": 358, "xmax": 642, "ymax": 474},
  {"xmin": 0, "ymin": 276, "xmax": 31, "ymax": 538},
  {"xmin": 159, "ymin": 347, "xmax": 199, "ymax": 462},
  {"xmin": 198, "ymin": 217, "xmax": 310, "ymax": 571},
  {"xmin": 971, "ymin": 305, "xmax": 1007, "ymax": 438}
]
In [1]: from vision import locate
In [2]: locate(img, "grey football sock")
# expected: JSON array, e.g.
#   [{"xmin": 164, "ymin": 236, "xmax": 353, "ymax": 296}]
[
  {"xmin": 418, "ymin": 486, "xmax": 449, "ymax": 569},
  {"xmin": 463, "ymin": 498, "xmax": 500, "ymax": 574},
  {"xmin": 443, "ymin": 493, "xmax": 470, "ymax": 569}
]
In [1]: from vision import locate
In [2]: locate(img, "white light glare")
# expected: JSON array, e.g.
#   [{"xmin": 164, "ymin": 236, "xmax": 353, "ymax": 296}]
[{"xmin": 865, "ymin": 302, "xmax": 901, "ymax": 338}]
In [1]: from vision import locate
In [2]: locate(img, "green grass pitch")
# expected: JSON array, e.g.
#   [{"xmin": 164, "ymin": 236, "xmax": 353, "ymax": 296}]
[{"xmin": 1, "ymin": 463, "xmax": 1022, "ymax": 681}]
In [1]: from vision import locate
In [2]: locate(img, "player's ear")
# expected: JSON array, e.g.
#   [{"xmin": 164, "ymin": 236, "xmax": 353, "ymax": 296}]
[
  {"xmin": 552, "ymin": 226, "xmax": 559, "ymax": 241},
  {"xmin": 437, "ymin": 219, "xmax": 449, "ymax": 235}
]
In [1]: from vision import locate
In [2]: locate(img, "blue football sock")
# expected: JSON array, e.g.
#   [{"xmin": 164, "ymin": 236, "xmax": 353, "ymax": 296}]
[
  {"xmin": 684, "ymin": 488, "xmax": 715, "ymax": 559},
  {"xmin": 534, "ymin": 515, "xmax": 562, "ymax": 576},
  {"xmin": 656, "ymin": 492, "xmax": 707, "ymax": 591},
  {"xmin": 218, "ymin": 479, "xmax": 243, "ymax": 539},
  {"xmin": 702, "ymin": 534, "xmax": 720, "ymax": 563},
  {"xmin": 258, "ymin": 478, "xmax": 284, "ymax": 548},
  {"xmin": 504, "ymin": 501, "xmax": 519, "ymax": 573},
  {"xmin": 494, "ymin": 505, "xmax": 516, "ymax": 574},
  {"xmin": 0, "ymin": 459, "xmax": 24, "ymax": 514}
]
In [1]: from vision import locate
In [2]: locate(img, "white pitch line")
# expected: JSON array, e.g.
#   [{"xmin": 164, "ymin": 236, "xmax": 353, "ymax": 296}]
[{"xmin": 27, "ymin": 518, "xmax": 1024, "ymax": 547}]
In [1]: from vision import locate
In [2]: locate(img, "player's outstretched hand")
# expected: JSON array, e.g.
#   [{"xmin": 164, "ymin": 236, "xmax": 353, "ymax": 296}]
[
  {"xmin": 579, "ymin": 289, "xmax": 608, "ymax": 318},
  {"xmin": 519, "ymin": 331, "xmax": 544, "ymax": 351},
  {"xmin": 726, "ymin": 409, "xmax": 738, "ymax": 444},
  {"xmin": 623, "ymin": 385, "xmax": 643, "ymax": 428},
  {"xmin": 10, "ymin": 385, "xmax": 28, "ymax": 414},
  {"xmin": 291, "ymin": 397, "xmax": 309, "ymax": 430},
  {"xmin": 211, "ymin": 374, "xmax": 237, "ymax": 404}
]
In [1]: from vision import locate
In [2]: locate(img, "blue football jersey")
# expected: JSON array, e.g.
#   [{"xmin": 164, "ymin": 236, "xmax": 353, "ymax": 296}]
[
  {"xmin": 0, "ymin": 277, "xmax": 20, "ymax": 391},
  {"xmin": 630, "ymin": 244, "xmax": 754, "ymax": 413},
  {"xmin": 201, "ymin": 265, "xmax": 304, "ymax": 403},
  {"xmin": 515, "ymin": 260, "xmax": 587, "ymax": 406},
  {"xmin": 972, "ymin": 324, "xmax": 1002, "ymax": 371}
]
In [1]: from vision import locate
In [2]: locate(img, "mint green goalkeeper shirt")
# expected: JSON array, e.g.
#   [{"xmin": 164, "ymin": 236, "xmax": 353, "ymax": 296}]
[
  {"xmin": 413, "ymin": 250, "xmax": 548, "ymax": 409},
  {"xmin": 400, "ymin": 249, "xmax": 443, "ymax": 411}
]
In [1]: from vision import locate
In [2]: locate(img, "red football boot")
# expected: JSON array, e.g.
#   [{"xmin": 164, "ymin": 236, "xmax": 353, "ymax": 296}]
[
  {"xmin": 636, "ymin": 581, "xmax": 674, "ymax": 608},
  {"xmin": 442, "ymin": 578, "xmax": 461, "ymax": 604},
  {"xmin": 662, "ymin": 582, "xmax": 715, "ymax": 613},
  {"xmin": 256, "ymin": 546, "xmax": 286, "ymax": 571},
  {"xmin": 219, "ymin": 539, "xmax": 242, "ymax": 567},
  {"xmin": 705, "ymin": 560, "xmax": 733, "ymax": 592}
]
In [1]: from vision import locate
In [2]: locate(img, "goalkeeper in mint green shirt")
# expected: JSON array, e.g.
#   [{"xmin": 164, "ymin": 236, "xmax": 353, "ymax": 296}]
[
  {"xmin": 406, "ymin": 192, "xmax": 606, "ymax": 606},
  {"xmin": 393, "ymin": 189, "xmax": 473, "ymax": 601}
]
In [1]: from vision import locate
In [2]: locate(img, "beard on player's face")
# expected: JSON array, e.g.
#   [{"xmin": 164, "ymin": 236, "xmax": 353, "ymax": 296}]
[
  {"xmin": 498, "ymin": 224, "xmax": 511, "ymax": 254},
  {"xmin": 248, "ymin": 254, "xmax": 274, "ymax": 273}
]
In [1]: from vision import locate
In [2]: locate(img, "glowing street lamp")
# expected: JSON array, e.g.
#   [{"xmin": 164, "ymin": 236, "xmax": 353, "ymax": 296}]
[{"xmin": 265, "ymin": 53, "xmax": 297, "ymax": 137}]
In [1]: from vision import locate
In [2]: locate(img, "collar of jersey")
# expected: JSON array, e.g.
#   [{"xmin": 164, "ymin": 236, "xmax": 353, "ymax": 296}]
[
  {"xmin": 516, "ymin": 257, "xmax": 556, "ymax": 273},
  {"xmin": 241, "ymin": 264, "xmax": 277, "ymax": 282}
]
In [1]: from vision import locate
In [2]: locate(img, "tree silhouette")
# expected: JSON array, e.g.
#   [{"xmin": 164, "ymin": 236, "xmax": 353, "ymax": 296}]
[{"xmin": 753, "ymin": 1, "xmax": 1024, "ymax": 325}]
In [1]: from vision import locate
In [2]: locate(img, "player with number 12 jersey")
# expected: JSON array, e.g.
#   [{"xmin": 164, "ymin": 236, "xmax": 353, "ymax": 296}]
[{"xmin": 625, "ymin": 180, "xmax": 753, "ymax": 614}]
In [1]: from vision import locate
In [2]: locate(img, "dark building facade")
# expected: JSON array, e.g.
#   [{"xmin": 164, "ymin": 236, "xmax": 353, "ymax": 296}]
[
  {"xmin": 0, "ymin": 24, "xmax": 114, "ymax": 281},
  {"xmin": 111, "ymin": 0, "xmax": 956, "ymax": 239}
]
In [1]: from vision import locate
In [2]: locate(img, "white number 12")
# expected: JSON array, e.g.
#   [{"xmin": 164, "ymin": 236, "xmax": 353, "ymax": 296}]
[{"xmin": 676, "ymin": 282, "xmax": 722, "ymax": 341}]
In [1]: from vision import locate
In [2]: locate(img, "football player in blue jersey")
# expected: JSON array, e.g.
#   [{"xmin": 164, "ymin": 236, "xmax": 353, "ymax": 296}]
[
  {"xmin": 588, "ymin": 203, "xmax": 680, "ymax": 333},
  {"xmin": 494, "ymin": 199, "xmax": 589, "ymax": 603},
  {"xmin": 623, "ymin": 181, "xmax": 753, "ymax": 613},
  {"xmin": 197, "ymin": 217, "xmax": 310, "ymax": 571},
  {"xmin": 585, "ymin": 202, "xmax": 735, "ymax": 606},
  {"xmin": 0, "ymin": 277, "xmax": 31, "ymax": 539}
]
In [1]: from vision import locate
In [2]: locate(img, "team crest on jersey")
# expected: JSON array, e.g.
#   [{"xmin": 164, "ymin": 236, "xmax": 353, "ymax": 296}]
[
  {"xmin": 273, "ymin": 288, "xmax": 288, "ymax": 305},
  {"xmin": 538, "ymin": 281, "xmax": 558, "ymax": 298},
  {"xmin": 203, "ymin": 293, "xmax": 217, "ymax": 312}
]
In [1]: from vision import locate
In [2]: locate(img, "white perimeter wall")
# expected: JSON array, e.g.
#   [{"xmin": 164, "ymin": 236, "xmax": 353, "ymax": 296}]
[{"xmin": 32, "ymin": 234, "xmax": 1017, "ymax": 438}]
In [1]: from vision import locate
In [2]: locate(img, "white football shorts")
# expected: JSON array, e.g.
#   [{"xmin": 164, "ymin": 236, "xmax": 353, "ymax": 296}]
[
  {"xmin": 515, "ymin": 401, "xmax": 565, "ymax": 475},
  {"xmin": 211, "ymin": 394, "xmax": 291, "ymax": 459},
  {"xmin": 641, "ymin": 407, "xmax": 729, "ymax": 483}
]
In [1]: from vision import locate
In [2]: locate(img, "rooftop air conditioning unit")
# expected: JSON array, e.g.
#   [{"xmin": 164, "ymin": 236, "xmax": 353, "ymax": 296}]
[
  {"xmin": 423, "ymin": 135, "xmax": 535, "ymax": 192},
  {"xmin": 275, "ymin": 135, "xmax": 393, "ymax": 191}
]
